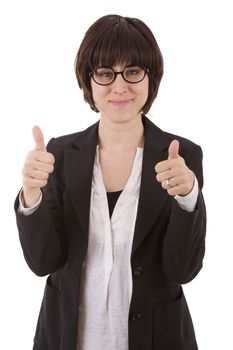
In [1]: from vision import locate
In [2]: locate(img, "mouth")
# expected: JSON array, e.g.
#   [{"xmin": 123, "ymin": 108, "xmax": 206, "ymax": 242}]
[{"xmin": 109, "ymin": 98, "xmax": 133, "ymax": 107}]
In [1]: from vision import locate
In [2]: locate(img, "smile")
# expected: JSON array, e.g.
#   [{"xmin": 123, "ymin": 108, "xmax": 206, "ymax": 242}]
[{"xmin": 109, "ymin": 99, "xmax": 133, "ymax": 106}]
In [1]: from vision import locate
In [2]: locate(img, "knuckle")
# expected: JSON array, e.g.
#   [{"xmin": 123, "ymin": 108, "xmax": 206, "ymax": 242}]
[
  {"xmin": 168, "ymin": 179, "xmax": 174, "ymax": 187},
  {"xmin": 39, "ymin": 172, "xmax": 48, "ymax": 181},
  {"xmin": 23, "ymin": 168, "xmax": 33, "ymax": 178},
  {"xmin": 48, "ymin": 164, "xmax": 54, "ymax": 173},
  {"xmin": 41, "ymin": 179, "xmax": 48, "ymax": 188},
  {"xmin": 48, "ymin": 153, "xmax": 55, "ymax": 164},
  {"xmin": 161, "ymin": 181, "xmax": 167, "ymax": 189}
]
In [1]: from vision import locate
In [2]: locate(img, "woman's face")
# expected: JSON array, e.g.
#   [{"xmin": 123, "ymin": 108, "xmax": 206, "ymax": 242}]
[{"xmin": 91, "ymin": 63, "xmax": 149, "ymax": 124}]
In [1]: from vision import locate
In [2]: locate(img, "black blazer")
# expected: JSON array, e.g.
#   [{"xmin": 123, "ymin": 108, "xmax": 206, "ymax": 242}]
[{"xmin": 15, "ymin": 116, "xmax": 206, "ymax": 350}]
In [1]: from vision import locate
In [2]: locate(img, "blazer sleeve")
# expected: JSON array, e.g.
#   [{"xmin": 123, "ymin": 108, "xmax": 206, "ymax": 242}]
[
  {"xmin": 14, "ymin": 138, "xmax": 68, "ymax": 277},
  {"xmin": 162, "ymin": 144, "xmax": 207, "ymax": 284}
]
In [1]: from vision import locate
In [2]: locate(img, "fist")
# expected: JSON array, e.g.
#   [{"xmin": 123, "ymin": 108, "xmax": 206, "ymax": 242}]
[
  {"xmin": 22, "ymin": 126, "xmax": 55, "ymax": 207},
  {"xmin": 155, "ymin": 140, "xmax": 194, "ymax": 197}
]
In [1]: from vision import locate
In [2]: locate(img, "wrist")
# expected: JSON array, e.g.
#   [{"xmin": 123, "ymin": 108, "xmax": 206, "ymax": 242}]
[{"xmin": 22, "ymin": 188, "xmax": 42, "ymax": 208}]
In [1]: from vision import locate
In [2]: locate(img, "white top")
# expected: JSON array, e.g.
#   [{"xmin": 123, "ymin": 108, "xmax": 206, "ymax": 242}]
[{"xmin": 76, "ymin": 145, "xmax": 143, "ymax": 349}]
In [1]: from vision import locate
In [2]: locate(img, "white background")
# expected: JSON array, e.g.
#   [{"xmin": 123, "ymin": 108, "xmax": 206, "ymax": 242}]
[{"xmin": 0, "ymin": 0, "xmax": 232, "ymax": 349}]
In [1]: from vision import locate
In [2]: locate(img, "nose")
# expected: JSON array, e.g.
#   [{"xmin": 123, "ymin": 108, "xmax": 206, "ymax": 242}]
[{"xmin": 111, "ymin": 73, "xmax": 128, "ymax": 94}]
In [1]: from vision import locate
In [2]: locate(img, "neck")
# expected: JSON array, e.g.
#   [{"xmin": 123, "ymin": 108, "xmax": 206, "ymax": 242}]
[{"xmin": 98, "ymin": 114, "xmax": 144, "ymax": 151}]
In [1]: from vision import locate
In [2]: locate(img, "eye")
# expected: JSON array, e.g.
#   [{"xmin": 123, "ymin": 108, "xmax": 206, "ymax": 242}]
[
  {"xmin": 95, "ymin": 69, "xmax": 114, "ymax": 79},
  {"xmin": 125, "ymin": 67, "xmax": 142, "ymax": 76}
]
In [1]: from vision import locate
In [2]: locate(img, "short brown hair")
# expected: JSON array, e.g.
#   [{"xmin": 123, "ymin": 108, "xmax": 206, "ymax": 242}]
[{"xmin": 74, "ymin": 14, "xmax": 163, "ymax": 114}]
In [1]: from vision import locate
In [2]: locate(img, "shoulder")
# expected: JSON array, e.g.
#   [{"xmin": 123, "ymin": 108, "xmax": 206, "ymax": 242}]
[
  {"xmin": 164, "ymin": 130, "xmax": 202, "ymax": 158},
  {"xmin": 143, "ymin": 115, "xmax": 202, "ymax": 159},
  {"xmin": 46, "ymin": 121, "xmax": 99, "ymax": 156}
]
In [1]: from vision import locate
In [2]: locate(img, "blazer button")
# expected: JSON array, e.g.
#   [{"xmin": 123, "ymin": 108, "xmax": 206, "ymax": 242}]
[
  {"xmin": 131, "ymin": 313, "xmax": 142, "ymax": 321},
  {"xmin": 133, "ymin": 266, "xmax": 143, "ymax": 275}
]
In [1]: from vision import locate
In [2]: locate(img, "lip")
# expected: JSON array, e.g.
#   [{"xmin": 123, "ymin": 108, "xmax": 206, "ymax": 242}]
[{"xmin": 109, "ymin": 98, "xmax": 133, "ymax": 106}]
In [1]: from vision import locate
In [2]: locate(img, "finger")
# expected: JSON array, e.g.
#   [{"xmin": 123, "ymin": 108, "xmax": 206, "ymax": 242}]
[
  {"xmin": 161, "ymin": 174, "xmax": 188, "ymax": 190},
  {"xmin": 156, "ymin": 169, "xmax": 177, "ymax": 183},
  {"xmin": 33, "ymin": 162, "xmax": 54, "ymax": 173},
  {"xmin": 32, "ymin": 126, "xmax": 46, "ymax": 151},
  {"xmin": 34, "ymin": 152, "xmax": 55, "ymax": 165},
  {"xmin": 167, "ymin": 184, "xmax": 185, "ymax": 197},
  {"xmin": 23, "ymin": 168, "xmax": 50, "ymax": 181},
  {"xmin": 161, "ymin": 179, "xmax": 172, "ymax": 190},
  {"xmin": 23, "ymin": 176, "xmax": 48, "ymax": 189},
  {"xmin": 26, "ymin": 151, "xmax": 55, "ymax": 167},
  {"xmin": 155, "ymin": 160, "xmax": 171, "ymax": 174},
  {"xmin": 168, "ymin": 139, "xmax": 179, "ymax": 160}
]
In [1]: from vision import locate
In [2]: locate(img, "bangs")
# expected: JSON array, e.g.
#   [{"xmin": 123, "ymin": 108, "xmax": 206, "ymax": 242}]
[{"xmin": 89, "ymin": 19, "xmax": 153, "ymax": 69}]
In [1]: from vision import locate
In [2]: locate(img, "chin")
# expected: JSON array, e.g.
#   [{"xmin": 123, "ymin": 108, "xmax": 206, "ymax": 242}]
[
  {"xmin": 113, "ymin": 112, "xmax": 142, "ymax": 123},
  {"xmin": 99, "ymin": 106, "xmax": 143, "ymax": 122}
]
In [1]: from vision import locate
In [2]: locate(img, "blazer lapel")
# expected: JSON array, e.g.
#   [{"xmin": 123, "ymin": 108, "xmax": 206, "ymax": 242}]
[
  {"xmin": 64, "ymin": 121, "xmax": 99, "ymax": 235},
  {"xmin": 131, "ymin": 116, "xmax": 170, "ymax": 254}
]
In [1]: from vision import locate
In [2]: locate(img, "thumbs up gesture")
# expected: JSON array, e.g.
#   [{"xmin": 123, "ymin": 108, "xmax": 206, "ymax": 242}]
[
  {"xmin": 33, "ymin": 125, "xmax": 47, "ymax": 151},
  {"xmin": 155, "ymin": 140, "xmax": 194, "ymax": 197},
  {"xmin": 22, "ymin": 126, "xmax": 55, "ymax": 207}
]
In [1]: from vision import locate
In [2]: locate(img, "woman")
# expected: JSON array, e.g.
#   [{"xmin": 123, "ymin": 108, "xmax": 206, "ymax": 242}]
[{"xmin": 15, "ymin": 14, "xmax": 206, "ymax": 350}]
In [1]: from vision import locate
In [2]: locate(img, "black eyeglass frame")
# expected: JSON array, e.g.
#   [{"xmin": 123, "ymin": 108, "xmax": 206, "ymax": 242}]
[{"xmin": 89, "ymin": 66, "xmax": 149, "ymax": 86}]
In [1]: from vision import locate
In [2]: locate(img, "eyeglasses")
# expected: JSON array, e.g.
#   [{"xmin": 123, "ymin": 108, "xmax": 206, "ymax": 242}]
[{"xmin": 89, "ymin": 66, "xmax": 149, "ymax": 86}]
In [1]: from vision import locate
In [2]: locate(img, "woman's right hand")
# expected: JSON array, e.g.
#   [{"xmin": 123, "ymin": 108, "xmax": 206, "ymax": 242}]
[{"xmin": 22, "ymin": 126, "xmax": 55, "ymax": 208}]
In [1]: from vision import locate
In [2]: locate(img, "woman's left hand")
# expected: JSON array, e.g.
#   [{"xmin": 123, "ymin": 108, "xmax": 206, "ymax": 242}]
[{"xmin": 155, "ymin": 140, "xmax": 195, "ymax": 197}]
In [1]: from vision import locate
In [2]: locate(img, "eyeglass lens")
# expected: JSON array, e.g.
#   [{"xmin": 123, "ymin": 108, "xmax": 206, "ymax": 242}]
[{"xmin": 92, "ymin": 66, "xmax": 146, "ymax": 85}]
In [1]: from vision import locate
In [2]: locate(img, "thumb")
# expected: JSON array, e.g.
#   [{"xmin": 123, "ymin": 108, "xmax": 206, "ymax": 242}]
[
  {"xmin": 32, "ymin": 126, "xmax": 46, "ymax": 151},
  {"xmin": 168, "ymin": 139, "xmax": 179, "ymax": 159}
]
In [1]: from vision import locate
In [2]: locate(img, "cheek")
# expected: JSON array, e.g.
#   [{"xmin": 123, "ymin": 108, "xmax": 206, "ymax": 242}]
[
  {"xmin": 91, "ymin": 83, "xmax": 108, "ymax": 105},
  {"xmin": 143, "ymin": 78, "xmax": 149, "ymax": 97},
  {"xmin": 134, "ymin": 77, "xmax": 149, "ymax": 98},
  {"xmin": 136, "ymin": 82, "xmax": 149, "ymax": 103}
]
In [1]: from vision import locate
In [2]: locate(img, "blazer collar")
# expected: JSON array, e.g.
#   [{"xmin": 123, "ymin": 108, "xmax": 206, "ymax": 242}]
[
  {"xmin": 70, "ymin": 115, "xmax": 169, "ymax": 151},
  {"xmin": 64, "ymin": 115, "xmax": 171, "ymax": 254}
]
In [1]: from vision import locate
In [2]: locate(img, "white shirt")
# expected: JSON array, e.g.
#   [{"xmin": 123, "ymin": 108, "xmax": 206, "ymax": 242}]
[{"xmin": 76, "ymin": 146, "xmax": 143, "ymax": 349}]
